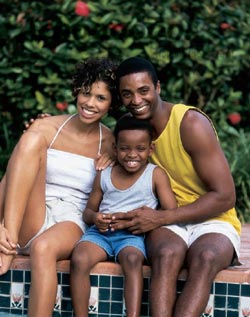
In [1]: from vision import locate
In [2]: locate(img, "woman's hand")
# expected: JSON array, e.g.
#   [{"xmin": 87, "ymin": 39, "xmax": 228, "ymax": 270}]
[
  {"xmin": 95, "ymin": 153, "xmax": 116, "ymax": 171},
  {"xmin": 0, "ymin": 224, "xmax": 17, "ymax": 255}
]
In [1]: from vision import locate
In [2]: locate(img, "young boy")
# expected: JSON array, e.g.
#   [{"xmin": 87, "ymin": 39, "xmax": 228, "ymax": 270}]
[{"xmin": 70, "ymin": 115, "xmax": 177, "ymax": 317}]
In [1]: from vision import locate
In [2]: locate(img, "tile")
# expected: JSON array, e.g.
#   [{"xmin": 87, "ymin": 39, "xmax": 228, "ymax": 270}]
[
  {"xmin": 99, "ymin": 287, "xmax": 110, "ymax": 300},
  {"xmin": 11, "ymin": 282, "xmax": 24, "ymax": 309},
  {"xmin": 214, "ymin": 295, "xmax": 226, "ymax": 308},
  {"xmin": 0, "ymin": 282, "xmax": 11, "ymax": 295},
  {"xmin": 241, "ymin": 285, "xmax": 250, "ymax": 297},
  {"xmin": 214, "ymin": 309, "xmax": 226, "ymax": 317},
  {"xmin": 112, "ymin": 276, "xmax": 123, "ymax": 288},
  {"xmin": 111, "ymin": 301, "xmax": 123, "ymax": 314},
  {"xmin": 215, "ymin": 283, "xmax": 227, "ymax": 295},
  {"xmin": 54, "ymin": 284, "xmax": 62, "ymax": 311},
  {"xmin": 228, "ymin": 284, "xmax": 240, "ymax": 296},
  {"xmin": 202, "ymin": 294, "xmax": 214, "ymax": 317},
  {"xmin": 89, "ymin": 286, "xmax": 98, "ymax": 313},
  {"xmin": 99, "ymin": 275, "xmax": 111, "ymax": 287},
  {"xmin": 12, "ymin": 270, "xmax": 24, "ymax": 282},
  {"xmin": 240, "ymin": 296, "xmax": 250, "ymax": 317},
  {"xmin": 227, "ymin": 296, "xmax": 239, "ymax": 310},
  {"xmin": 0, "ymin": 296, "xmax": 11, "ymax": 308}
]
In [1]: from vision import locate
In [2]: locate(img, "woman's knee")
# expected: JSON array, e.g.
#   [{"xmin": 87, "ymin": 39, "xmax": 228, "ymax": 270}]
[{"xmin": 29, "ymin": 237, "xmax": 52, "ymax": 260}]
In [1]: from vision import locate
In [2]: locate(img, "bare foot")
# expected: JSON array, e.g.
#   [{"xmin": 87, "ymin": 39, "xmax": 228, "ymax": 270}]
[{"xmin": 0, "ymin": 253, "xmax": 15, "ymax": 275}]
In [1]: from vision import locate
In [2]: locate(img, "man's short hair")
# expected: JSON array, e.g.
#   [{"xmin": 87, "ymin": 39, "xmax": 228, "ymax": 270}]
[{"xmin": 116, "ymin": 57, "xmax": 158, "ymax": 87}]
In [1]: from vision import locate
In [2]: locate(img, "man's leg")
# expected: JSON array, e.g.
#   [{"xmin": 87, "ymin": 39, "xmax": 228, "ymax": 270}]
[
  {"xmin": 146, "ymin": 227, "xmax": 187, "ymax": 317},
  {"xmin": 174, "ymin": 233, "xmax": 234, "ymax": 317}
]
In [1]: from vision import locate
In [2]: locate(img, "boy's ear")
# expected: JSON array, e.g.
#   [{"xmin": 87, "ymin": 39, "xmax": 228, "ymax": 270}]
[{"xmin": 148, "ymin": 143, "xmax": 155, "ymax": 157}]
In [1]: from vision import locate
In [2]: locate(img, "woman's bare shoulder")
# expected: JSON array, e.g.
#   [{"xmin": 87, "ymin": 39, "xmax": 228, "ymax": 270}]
[{"xmin": 25, "ymin": 115, "xmax": 70, "ymax": 144}]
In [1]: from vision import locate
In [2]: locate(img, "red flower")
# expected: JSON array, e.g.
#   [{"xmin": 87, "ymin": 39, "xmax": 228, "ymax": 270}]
[
  {"xmin": 220, "ymin": 23, "xmax": 230, "ymax": 30},
  {"xmin": 75, "ymin": 1, "xmax": 90, "ymax": 17},
  {"xmin": 56, "ymin": 102, "xmax": 68, "ymax": 111},
  {"xmin": 109, "ymin": 23, "xmax": 124, "ymax": 32},
  {"xmin": 227, "ymin": 112, "xmax": 241, "ymax": 125}
]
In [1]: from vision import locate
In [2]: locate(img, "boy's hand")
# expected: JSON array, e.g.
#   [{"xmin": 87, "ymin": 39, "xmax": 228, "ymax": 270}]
[{"xmin": 95, "ymin": 213, "xmax": 112, "ymax": 233}]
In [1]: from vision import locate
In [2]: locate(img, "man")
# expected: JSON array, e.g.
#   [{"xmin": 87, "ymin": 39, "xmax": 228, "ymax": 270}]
[{"xmin": 111, "ymin": 56, "xmax": 241, "ymax": 317}]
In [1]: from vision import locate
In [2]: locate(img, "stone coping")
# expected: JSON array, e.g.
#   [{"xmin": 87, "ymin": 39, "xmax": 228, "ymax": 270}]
[{"xmin": 10, "ymin": 224, "xmax": 250, "ymax": 284}]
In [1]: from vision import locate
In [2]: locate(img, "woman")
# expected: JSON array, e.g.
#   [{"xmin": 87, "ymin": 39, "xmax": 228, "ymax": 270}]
[{"xmin": 0, "ymin": 57, "xmax": 118, "ymax": 316}]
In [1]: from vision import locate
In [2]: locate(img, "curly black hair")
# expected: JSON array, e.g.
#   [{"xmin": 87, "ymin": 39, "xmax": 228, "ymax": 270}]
[{"xmin": 72, "ymin": 58, "xmax": 119, "ymax": 111}]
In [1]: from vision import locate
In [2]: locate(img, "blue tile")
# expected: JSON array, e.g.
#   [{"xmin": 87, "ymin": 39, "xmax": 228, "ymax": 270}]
[
  {"xmin": 227, "ymin": 296, "xmax": 239, "ymax": 309},
  {"xmin": 10, "ymin": 308, "xmax": 24, "ymax": 315},
  {"xmin": 25, "ymin": 270, "xmax": 31, "ymax": 283},
  {"xmin": 0, "ymin": 270, "xmax": 11, "ymax": 281},
  {"xmin": 62, "ymin": 273, "xmax": 70, "ymax": 285},
  {"xmin": 0, "ymin": 296, "xmax": 11, "ymax": 308},
  {"xmin": 111, "ymin": 301, "xmax": 123, "ymax": 314},
  {"xmin": 62, "ymin": 285, "xmax": 71, "ymax": 298},
  {"xmin": 228, "ymin": 284, "xmax": 240, "ymax": 296},
  {"xmin": 61, "ymin": 298, "xmax": 73, "ymax": 311},
  {"xmin": 99, "ymin": 275, "xmax": 111, "ymax": 287},
  {"xmin": 111, "ymin": 288, "xmax": 123, "ymax": 301},
  {"xmin": 0, "ymin": 282, "xmax": 11, "ymax": 295},
  {"xmin": 112, "ymin": 276, "xmax": 123, "ymax": 288},
  {"xmin": 98, "ymin": 301, "xmax": 110, "ymax": 314},
  {"xmin": 99, "ymin": 287, "xmax": 111, "ymax": 300},
  {"xmin": 12, "ymin": 270, "xmax": 24, "ymax": 282},
  {"xmin": 214, "ymin": 309, "xmax": 226, "ymax": 317},
  {"xmin": 24, "ymin": 283, "xmax": 30, "ymax": 296},
  {"xmin": 241, "ymin": 284, "xmax": 250, "ymax": 297},
  {"xmin": 90, "ymin": 275, "xmax": 98, "ymax": 286},
  {"xmin": 227, "ymin": 310, "xmax": 239, "ymax": 317},
  {"xmin": 214, "ymin": 295, "xmax": 226, "ymax": 308},
  {"xmin": 215, "ymin": 283, "xmax": 227, "ymax": 295}
]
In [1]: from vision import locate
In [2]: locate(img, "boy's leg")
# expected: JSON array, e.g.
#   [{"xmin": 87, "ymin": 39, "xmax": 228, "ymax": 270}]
[
  {"xmin": 0, "ymin": 132, "xmax": 47, "ymax": 274},
  {"xmin": 118, "ymin": 246, "xmax": 145, "ymax": 317},
  {"xmin": 70, "ymin": 241, "xmax": 108, "ymax": 317}
]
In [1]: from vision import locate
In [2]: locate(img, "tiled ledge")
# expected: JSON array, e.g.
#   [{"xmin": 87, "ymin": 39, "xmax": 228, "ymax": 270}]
[{"xmin": 10, "ymin": 224, "xmax": 250, "ymax": 284}]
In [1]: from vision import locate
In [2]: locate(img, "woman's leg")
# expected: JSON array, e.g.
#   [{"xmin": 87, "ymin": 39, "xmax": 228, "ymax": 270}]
[
  {"xmin": 28, "ymin": 221, "xmax": 83, "ymax": 317},
  {"xmin": 0, "ymin": 131, "xmax": 47, "ymax": 274},
  {"xmin": 118, "ymin": 247, "xmax": 145, "ymax": 317},
  {"xmin": 70, "ymin": 241, "xmax": 107, "ymax": 317}
]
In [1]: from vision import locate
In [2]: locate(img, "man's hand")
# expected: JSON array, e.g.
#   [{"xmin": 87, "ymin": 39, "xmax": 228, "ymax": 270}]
[
  {"xmin": 23, "ymin": 113, "xmax": 51, "ymax": 132},
  {"xmin": 110, "ymin": 207, "xmax": 163, "ymax": 234}
]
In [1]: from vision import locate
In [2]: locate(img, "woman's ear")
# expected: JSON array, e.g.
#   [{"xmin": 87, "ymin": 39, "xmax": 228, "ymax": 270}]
[{"xmin": 112, "ymin": 142, "xmax": 118, "ymax": 156}]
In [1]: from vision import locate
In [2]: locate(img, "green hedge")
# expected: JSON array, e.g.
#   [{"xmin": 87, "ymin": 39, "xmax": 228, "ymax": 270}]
[{"xmin": 0, "ymin": 0, "xmax": 250, "ymax": 221}]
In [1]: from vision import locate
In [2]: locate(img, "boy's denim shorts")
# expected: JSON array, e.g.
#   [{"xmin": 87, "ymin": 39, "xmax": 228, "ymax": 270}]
[{"xmin": 79, "ymin": 226, "xmax": 147, "ymax": 261}]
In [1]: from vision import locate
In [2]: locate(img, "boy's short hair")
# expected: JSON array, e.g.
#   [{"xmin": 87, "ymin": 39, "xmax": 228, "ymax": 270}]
[
  {"xmin": 114, "ymin": 114, "xmax": 153, "ymax": 143},
  {"xmin": 116, "ymin": 56, "xmax": 158, "ymax": 87}
]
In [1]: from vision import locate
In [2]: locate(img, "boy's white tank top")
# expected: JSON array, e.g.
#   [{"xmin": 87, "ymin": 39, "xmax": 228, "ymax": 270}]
[{"xmin": 45, "ymin": 114, "xmax": 102, "ymax": 210}]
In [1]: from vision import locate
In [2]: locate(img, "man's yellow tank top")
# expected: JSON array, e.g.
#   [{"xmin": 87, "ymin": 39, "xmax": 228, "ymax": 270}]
[{"xmin": 150, "ymin": 104, "xmax": 241, "ymax": 235}]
